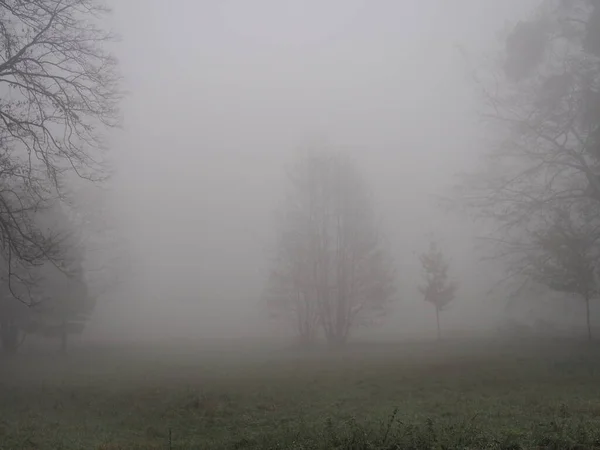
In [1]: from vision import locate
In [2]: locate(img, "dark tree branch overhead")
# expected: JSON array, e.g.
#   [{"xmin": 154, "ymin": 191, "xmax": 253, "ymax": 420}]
[{"xmin": 0, "ymin": 0, "xmax": 121, "ymax": 305}]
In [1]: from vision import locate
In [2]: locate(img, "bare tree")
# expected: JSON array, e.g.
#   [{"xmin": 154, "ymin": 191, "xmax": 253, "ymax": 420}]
[
  {"xmin": 454, "ymin": 1, "xmax": 600, "ymax": 309},
  {"xmin": 0, "ymin": 0, "xmax": 121, "ymax": 305},
  {"xmin": 418, "ymin": 239, "xmax": 457, "ymax": 341},
  {"xmin": 522, "ymin": 205, "xmax": 600, "ymax": 340},
  {"xmin": 266, "ymin": 148, "xmax": 396, "ymax": 346}
]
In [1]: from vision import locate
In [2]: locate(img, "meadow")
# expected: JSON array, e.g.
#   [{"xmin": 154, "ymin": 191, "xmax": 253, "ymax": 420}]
[{"xmin": 1, "ymin": 337, "xmax": 600, "ymax": 449}]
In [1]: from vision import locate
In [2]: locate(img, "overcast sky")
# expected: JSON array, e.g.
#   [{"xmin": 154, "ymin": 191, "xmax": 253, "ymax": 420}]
[{"xmin": 90, "ymin": 1, "xmax": 540, "ymax": 340}]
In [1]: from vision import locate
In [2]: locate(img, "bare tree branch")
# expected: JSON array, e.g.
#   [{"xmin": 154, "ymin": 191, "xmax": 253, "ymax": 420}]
[{"xmin": 0, "ymin": 0, "xmax": 121, "ymax": 306}]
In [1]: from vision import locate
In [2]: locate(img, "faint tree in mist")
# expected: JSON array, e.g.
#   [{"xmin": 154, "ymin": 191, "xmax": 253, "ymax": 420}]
[
  {"xmin": 265, "ymin": 148, "xmax": 396, "ymax": 346},
  {"xmin": 418, "ymin": 239, "xmax": 457, "ymax": 341}
]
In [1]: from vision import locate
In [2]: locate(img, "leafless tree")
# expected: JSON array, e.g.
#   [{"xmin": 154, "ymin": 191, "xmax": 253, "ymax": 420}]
[
  {"xmin": 266, "ymin": 148, "xmax": 396, "ymax": 346},
  {"xmin": 455, "ymin": 1, "xmax": 600, "ymax": 308},
  {"xmin": 418, "ymin": 239, "xmax": 457, "ymax": 341},
  {"xmin": 0, "ymin": 0, "xmax": 121, "ymax": 305}
]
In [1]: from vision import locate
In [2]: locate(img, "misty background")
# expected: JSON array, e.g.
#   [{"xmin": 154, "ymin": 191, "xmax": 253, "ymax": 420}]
[{"xmin": 86, "ymin": 0, "xmax": 554, "ymax": 342}]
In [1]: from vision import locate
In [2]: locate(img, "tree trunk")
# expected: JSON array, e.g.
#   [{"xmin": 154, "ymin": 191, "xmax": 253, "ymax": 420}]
[
  {"xmin": 436, "ymin": 306, "xmax": 441, "ymax": 341},
  {"xmin": 585, "ymin": 295, "xmax": 592, "ymax": 342},
  {"xmin": 60, "ymin": 320, "xmax": 68, "ymax": 353}
]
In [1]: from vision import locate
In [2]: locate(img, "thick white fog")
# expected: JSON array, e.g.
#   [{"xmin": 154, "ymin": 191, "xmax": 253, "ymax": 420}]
[{"xmin": 87, "ymin": 0, "xmax": 543, "ymax": 342}]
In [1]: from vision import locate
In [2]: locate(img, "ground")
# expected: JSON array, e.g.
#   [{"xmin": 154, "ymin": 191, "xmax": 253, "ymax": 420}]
[{"xmin": 1, "ymin": 337, "xmax": 600, "ymax": 449}]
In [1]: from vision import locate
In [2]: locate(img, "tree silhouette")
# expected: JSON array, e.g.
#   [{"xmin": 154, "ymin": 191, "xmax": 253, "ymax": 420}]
[{"xmin": 419, "ymin": 239, "xmax": 457, "ymax": 341}]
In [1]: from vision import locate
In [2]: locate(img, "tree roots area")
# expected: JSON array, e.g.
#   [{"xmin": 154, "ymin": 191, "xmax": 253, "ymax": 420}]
[{"xmin": 1, "ymin": 338, "xmax": 600, "ymax": 449}]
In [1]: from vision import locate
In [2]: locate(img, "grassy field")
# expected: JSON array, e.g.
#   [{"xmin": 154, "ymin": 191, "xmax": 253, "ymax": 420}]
[{"xmin": 1, "ymin": 337, "xmax": 600, "ymax": 449}]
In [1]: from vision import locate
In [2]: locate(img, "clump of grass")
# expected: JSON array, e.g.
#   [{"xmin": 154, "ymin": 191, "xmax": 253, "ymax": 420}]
[{"xmin": 223, "ymin": 410, "xmax": 600, "ymax": 449}]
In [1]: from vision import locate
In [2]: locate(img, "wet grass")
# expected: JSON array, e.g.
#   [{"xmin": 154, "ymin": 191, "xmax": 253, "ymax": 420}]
[{"xmin": 1, "ymin": 337, "xmax": 600, "ymax": 449}]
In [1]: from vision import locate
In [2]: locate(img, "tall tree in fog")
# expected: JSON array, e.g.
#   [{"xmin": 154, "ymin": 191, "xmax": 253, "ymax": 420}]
[
  {"xmin": 0, "ymin": 0, "xmax": 121, "ymax": 306},
  {"xmin": 266, "ymin": 149, "xmax": 396, "ymax": 345},
  {"xmin": 419, "ymin": 239, "xmax": 457, "ymax": 341},
  {"xmin": 459, "ymin": 0, "xmax": 600, "ymax": 320}
]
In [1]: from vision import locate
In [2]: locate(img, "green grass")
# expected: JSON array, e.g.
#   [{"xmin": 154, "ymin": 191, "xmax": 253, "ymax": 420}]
[{"xmin": 2, "ymin": 337, "xmax": 600, "ymax": 449}]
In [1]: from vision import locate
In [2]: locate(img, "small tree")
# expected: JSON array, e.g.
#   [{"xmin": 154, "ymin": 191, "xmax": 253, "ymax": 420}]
[
  {"xmin": 524, "ymin": 207, "xmax": 599, "ymax": 341},
  {"xmin": 419, "ymin": 239, "xmax": 457, "ymax": 341}
]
